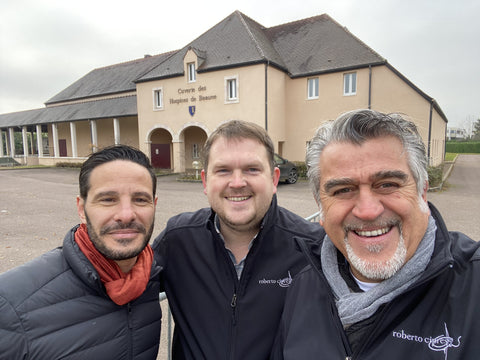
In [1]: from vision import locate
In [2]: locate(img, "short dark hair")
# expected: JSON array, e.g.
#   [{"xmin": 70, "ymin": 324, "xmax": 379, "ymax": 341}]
[
  {"xmin": 79, "ymin": 145, "xmax": 156, "ymax": 199},
  {"xmin": 202, "ymin": 120, "xmax": 275, "ymax": 174}
]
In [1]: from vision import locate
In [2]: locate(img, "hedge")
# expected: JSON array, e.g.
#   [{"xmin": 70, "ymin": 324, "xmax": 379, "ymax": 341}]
[{"xmin": 445, "ymin": 141, "xmax": 480, "ymax": 153}]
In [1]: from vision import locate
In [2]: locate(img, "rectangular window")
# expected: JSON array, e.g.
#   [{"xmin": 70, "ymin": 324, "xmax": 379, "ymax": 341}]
[
  {"xmin": 187, "ymin": 62, "xmax": 196, "ymax": 82},
  {"xmin": 153, "ymin": 88, "xmax": 163, "ymax": 110},
  {"xmin": 307, "ymin": 78, "xmax": 319, "ymax": 99},
  {"xmin": 193, "ymin": 144, "xmax": 200, "ymax": 159},
  {"xmin": 344, "ymin": 72, "xmax": 357, "ymax": 95},
  {"xmin": 225, "ymin": 76, "xmax": 239, "ymax": 103}
]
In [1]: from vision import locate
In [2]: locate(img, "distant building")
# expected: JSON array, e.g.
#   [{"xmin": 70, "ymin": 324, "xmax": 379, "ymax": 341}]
[
  {"xmin": 447, "ymin": 127, "xmax": 468, "ymax": 140},
  {"xmin": 0, "ymin": 11, "xmax": 448, "ymax": 169}
]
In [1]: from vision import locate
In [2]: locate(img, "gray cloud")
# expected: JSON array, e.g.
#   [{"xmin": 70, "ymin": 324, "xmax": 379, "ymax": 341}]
[{"xmin": 1, "ymin": 0, "xmax": 478, "ymax": 127}]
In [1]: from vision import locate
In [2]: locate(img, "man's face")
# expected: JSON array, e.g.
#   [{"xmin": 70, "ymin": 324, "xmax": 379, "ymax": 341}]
[
  {"xmin": 77, "ymin": 160, "xmax": 157, "ymax": 262},
  {"xmin": 318, "ymin": 136, "xmax": 430, "ymax": 282},
  {"xmin": 202, "ymin": 137, "xmax": 280, "ymax": 235}
]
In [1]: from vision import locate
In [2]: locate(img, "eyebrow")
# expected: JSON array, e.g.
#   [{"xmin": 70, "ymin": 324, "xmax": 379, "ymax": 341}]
[
  {"xmin": 92, "ymin": 191, "xmax": 118, "ymax": 200},
  {"xmin": 323, "ymin": 178, "xmax": 356, "ymax": 193},
  {"xmin": 323, "ymin": 170, "xmax": 409, "ymax": 193},
  {"xmin": 92, "ymin": 191, "xmax": 153, "ymax": 201}
]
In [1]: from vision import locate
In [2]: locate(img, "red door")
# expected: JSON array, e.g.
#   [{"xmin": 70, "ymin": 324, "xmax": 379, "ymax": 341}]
[
  {"xmin": 151, "ymin": 144, "xmax": 171, "ymax": 169},
  {"xmin": 59, "ymin": 139, "xmax": 67, "ymax": 157}
]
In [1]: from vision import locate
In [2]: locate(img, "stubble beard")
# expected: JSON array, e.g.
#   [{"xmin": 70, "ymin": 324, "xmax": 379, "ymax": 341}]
[{"xmin": 85, "ymin": 211, "xmax": 154, "ymax": 261}]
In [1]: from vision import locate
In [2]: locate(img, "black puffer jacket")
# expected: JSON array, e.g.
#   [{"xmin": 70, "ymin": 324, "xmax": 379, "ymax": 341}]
[
  {"xmin": 0, "ymin": 225, "xmax": 162, "ymax": 360},
  {"xmin": 271, "ymin": 203, "xmax": 480, "ymax": 359},
  {"xmin": 153, "ymin": 195, "xmax": 325, "ymax": 360}
]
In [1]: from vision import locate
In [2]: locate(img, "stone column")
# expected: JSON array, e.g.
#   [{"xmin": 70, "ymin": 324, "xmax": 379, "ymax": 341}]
[
  {"xmin": 52, "ymin": 123, "xmax": 59, "ymax": 157},
  {"xmin": 8, "ymin": 128, "xmax": 15, "ymax": 157},
  {"xmin": 90, "ymin": 120, "xmax": 98, "ymax": 152},
  {"xmin": 113, "ymin": 118, "xmax": 120, "ymax": 145},
  {"xmin": 70, "ymin": 122, "xmax": 78, "ymax": 157},
  {"xmin": 36, "ymin": 125, "xmax": 43, "ymax": 157}
]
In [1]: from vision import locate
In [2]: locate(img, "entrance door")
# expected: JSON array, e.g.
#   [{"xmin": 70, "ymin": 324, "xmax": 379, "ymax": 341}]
[
  {"xmin": 59, "ymin": 139, "xmax": 67, "ymax": 157},
  {"xmin": 151, "ymin": 144, "xmax": 171, "ymax": 169}
]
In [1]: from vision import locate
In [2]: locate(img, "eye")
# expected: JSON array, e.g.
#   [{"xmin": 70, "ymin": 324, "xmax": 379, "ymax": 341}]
[
  {"xmin": 98, "ymin": 197, "xmax": 117, "ymax": 204},
  {"xmin": 377, "ymin": 182, "xmax": 400, "ymax": 192},
  {"xmin": 133, "ymin": 195, "xmax": 153, "ymax": 205},
  {"xmin": 332, "ymin": 187, "xmax": 352, "ymax": 196},
  {"xmin": 215, "ymin": 168, "xmax": 230, "ymax": 174},
  {"xmin": 247, "ymin": 167, "xmax": 261, "ymax": 174}
]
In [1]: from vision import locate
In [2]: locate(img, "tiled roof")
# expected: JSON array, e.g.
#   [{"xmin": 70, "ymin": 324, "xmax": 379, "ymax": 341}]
[
  {"xmin": 265, "ymin": 14, "xmax": 385, "ymax": 77},
  {"xmin": 46, "ymin": 52, "xmax": 175, "ymax": 104},
  {"xmin": 137, "ymin": 11, "xmax": 284, "ymax": 82},
  {"xmin": 138, "ymin": 11, "xmax": 385, "ymax": 82},
  {"xmin": 0, "ymin": 96, "xmax": 137, "ymax": 127},
  {"xmin": 0, "ymin": 11, "xmax": 446, "ymax": 126}
]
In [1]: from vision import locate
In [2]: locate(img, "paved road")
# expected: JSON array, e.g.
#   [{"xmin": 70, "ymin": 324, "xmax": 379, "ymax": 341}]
[
  {"xmin": 427, "ymin": 154, "xmax": 480, "ymax": 240},
  {"xmin": 0, "ymin": 169, "xmax": 319, "ymax": 273},
  {"xmin": 0, "ymin": 154, "xmax": 478, "ymax": 359},
  {"xmin": 0, "ymin": 167, "xmax": 319, "ymax": 360},
  {"xmin": 1, "ymin": 155, "xmax": 478, "ymax": 272}
]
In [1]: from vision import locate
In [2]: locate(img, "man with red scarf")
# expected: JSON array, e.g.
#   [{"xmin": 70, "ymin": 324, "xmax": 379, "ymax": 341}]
[{"xmin": 0, "ymin": 145, "xmax": 162, "ymax": 359}]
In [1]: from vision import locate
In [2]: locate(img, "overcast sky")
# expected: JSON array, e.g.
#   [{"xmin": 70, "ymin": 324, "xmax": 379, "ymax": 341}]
[{"xmin": 1, "ymin": 0, "xmax": 478, "ymax": 129}]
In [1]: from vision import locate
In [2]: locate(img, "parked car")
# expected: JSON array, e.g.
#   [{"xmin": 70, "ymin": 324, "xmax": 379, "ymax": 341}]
[{"xmin": 274, "ymin": 154, "xmax": 298, "ymax": 184}]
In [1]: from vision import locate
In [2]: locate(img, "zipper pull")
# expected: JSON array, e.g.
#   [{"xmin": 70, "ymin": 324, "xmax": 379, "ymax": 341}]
[{"xmin": 231, "ymin": 293, "xmax": 237, "ymax": 308}]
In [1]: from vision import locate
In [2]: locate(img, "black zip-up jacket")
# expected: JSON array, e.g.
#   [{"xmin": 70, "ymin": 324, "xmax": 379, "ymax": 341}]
[
  {"xmin": 0, "ymin": 225, "xmax": 162, "ymax": 360},
  {"xmin": 271, "ymin": 203, "xmax": 480, "ymax": 359},
  {"xmin": 152, "ymin": 195, "xmax": 325, "ymax": 360}
]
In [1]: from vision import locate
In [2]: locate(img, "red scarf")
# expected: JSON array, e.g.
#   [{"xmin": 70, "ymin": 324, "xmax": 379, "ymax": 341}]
[{"xmin": 74, "ymin": 223, "xmax": 153, "ymax": 305}]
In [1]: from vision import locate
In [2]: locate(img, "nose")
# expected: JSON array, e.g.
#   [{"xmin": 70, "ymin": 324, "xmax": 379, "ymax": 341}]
[
  {"xmin": 351, "ymin": 187, "xmax": 384, "ymax": 221},
  {"xmin": 113, "ymin": 199, "xmax": 137, "ymax": 223},
  {"xmin": 229, "ymin": 170, "xmax": 247, "ymax": 188}
]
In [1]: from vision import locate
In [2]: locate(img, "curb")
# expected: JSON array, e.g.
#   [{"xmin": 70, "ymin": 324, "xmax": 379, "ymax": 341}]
[{"xmin": 428, "ymin": 155, "xmax": 458, "ymax": 192}]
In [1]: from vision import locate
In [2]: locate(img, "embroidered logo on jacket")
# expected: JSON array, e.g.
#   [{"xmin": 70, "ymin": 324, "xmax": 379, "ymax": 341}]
[
  {"xmin": 258, "ymin": 271, "xmax": 292, "ymax": 288},
  {"xmin": 392, "ymin": 323, "xmax": 461, "ymax": 359}
]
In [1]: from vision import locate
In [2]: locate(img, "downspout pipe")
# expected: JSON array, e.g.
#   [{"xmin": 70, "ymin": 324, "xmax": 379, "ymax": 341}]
[
  {"xmin": 368, "ymin": 65, "xmax": 372, "ymax": 109},
  {"xmin": 427, "ymin": 100, "xmax": 433, "ymax": 164},
  {"xmin": 265, "ymin": 61, "xmax": 269, "ymax": 131}
]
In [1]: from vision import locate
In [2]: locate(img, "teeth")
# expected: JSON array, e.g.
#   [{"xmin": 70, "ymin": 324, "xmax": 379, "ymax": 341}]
[
  {"xmin": 227, "ymin": 196, "xmax": 249, "ymax": 202},
  {"xmin": 355, "ymin": 227, "xmax": 390, "ymax": 237}
]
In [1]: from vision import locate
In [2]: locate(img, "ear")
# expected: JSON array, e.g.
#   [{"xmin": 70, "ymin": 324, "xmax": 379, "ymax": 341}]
[
  {"xmin": 422, "ymin": 181, "xmax": 429, "ymax": 202},
  {"xmin": 154, "ymin": 195, "xmax": 158, "ymax": 206},
  {"xmin": 272, "ymin": 167, "xmax": 281, "ymax": 194},
  {"xmin": 76, "ymin": 196, "xmax": 87, "ymax": 224},
  {"xmin": 201, "ymin": 169, "xmax": 207, "ymax": 195}
]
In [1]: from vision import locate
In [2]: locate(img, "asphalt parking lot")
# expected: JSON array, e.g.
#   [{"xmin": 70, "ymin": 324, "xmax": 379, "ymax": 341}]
[
  {"xmin": 0, "ymin": 168, "xmax": 321, "ymax": 273},
  {"xmin": 0, "ymin": 154, "xmax": 478, "ymax": 359},
  {"xmin": 1, "ymin": 154, "xmax": 478, "ymax": 272}
]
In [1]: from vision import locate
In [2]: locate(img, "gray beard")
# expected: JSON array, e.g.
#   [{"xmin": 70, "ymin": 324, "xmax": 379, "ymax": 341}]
[{"xmin": 345, "ymin": 230, "xmax": 407, "ymax": 281}]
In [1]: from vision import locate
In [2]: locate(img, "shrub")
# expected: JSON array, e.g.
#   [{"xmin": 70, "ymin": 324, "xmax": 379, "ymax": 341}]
[
  {"xmin": 55, "ymin": 162, "xmax": 83, "ymax": 168},
  {"xmin": 427, "ymin": 165, "xmax": 444, "ymax": 188},
  {"xmin": 445, "ymin": 141, "xmax": 480, "ymax": 153},
  {"xmin": 293, "ymin": 161, "xmax": 307, "ymax": 179}
]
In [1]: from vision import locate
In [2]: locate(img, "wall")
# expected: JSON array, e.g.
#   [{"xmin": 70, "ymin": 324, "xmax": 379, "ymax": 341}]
[{"xmin": 137, "ymin": 59, "xmax": 267, "ymax": 171}]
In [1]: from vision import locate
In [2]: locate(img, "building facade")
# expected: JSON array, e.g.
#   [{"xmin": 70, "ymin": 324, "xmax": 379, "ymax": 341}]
[
  {"xmin": 447, "ymin": 127, "xmax": 468, "ymax": 140},
  {"xmin": 0, "ymin": 11, "xmax": 448, "ymax": 170}
]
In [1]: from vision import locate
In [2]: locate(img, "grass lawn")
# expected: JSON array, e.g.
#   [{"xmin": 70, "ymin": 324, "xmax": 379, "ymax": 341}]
[{"xmin": 445, "ymin": 153, "xmax": 457, "ymax": 161}]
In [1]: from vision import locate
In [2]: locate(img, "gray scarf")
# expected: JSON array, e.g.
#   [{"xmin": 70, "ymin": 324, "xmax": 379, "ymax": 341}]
[{"xmin": 321, "ymin": 216, "xmax": 436, "ymax": 326}]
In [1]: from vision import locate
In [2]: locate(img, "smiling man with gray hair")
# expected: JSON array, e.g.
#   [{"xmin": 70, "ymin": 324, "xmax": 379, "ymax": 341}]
[{"xmin": 271, "ymin": 109, "xmax": 480, "ymax": 359}]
